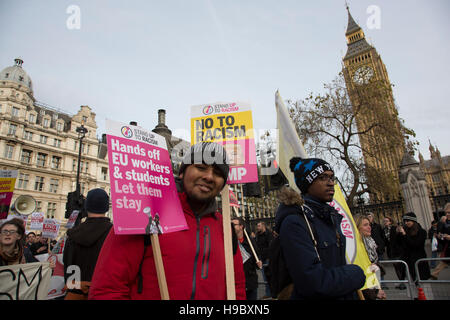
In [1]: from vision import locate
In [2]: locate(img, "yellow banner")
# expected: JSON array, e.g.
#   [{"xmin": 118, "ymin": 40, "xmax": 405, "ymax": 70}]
[
  {"xmin": 0, "ymin": 177, "xmax": 16, "ymax": 192},
  {"xmin": 331, "ymin": 184, "xmax": 379, "ymax": 290},
  {"xmin": 191, "ymin": 111, "xmax": 254, "ymax": 144}
]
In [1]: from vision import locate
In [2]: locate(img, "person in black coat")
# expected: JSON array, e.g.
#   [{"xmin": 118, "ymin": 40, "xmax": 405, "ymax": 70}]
[
  {"xmin": 431, "ymin": 204, "xmax": 450, "ymax": 279},
  {"xmin": 382, "ymin": 216, "xmax": 403, "ymax": 280},
  {"xmin": 382, "ymin": 217, "xmax": 400, "ymax": 259},
  {"xmin": 30, "ymin": 234, "xmax": 49, "ymax": 256},
  {"xmin": 367, "ymin": 212, "xmax": 386, "ymax": 258},
  {"xmin": 232, "ymin": 217, "xmax": 262, "ymax": 300},
  {"xmin": 275, "ymin": 157, "xmax": 365, "ymax": 300},
  {"xmin": 63, "ymin": 188, "xmax": 113, "ymax": 300},
  {"xmin": 255, "ymin": 221, "xmax": 273, "ymax": 297},
  {"xmin": 395, "ymin": 212, "xmax": 430, "ymax": 282}
]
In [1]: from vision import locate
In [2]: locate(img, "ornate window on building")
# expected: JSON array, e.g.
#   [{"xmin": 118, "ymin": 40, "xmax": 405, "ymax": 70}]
[
  {"xmin": 432, "ymin": 174, "xmax": 441, "ymax": 183},
  {"xmin": 20, "ymin": 149, "xmax": 32, "ymax": 163},
  {"xmin": 101, "ymin": 167, "xmax": 108, "ymax": 180},
  {"xmin": 39, "ymin": 135, "xmax": 48, "ymax": 144},
  {"xmin": 11, "ymin": 107, "xmax": 19, "ymax": 117},
  {"xmin": 80, "ymin": 161, "xmax": 89, "ymax": 173},
  {"xmin": 51, "ymin": 156, "xmax": 61, "ymax": 169},
  {"xmin": 4, "ymin": 145, "xmax": 14, "ymax": 159},
  {"xmin": 28, "ymin": 113, "xmax": 36, "ymax": 123},
  {"xmin": 53, "ymin": 138, "xmax": 61, "ymax": 148},
  {"xmin": 82, "ymin": 144, "xmax": 90, "ymax": 155},
  {"xmin": 43, "ymin": 117, "xmax": 50, "ymax": 128},
  {"xmin": 37, "ymin": 153, "xmax": 47, "ymax": 167},
  {"xmin": 17, "ymin": 173, "xmax": 29, "ymax": 189},
  {"xmin": 8, "ymin": 124, "xmax": 17, "ymax": 136},
  {"xmin": 36, "ymin": 201, "xmax": 42, "ymax": 212},
  {"xmin": 49, "ymin": 179, "xmax": 59, "ymax": 193},
  {"xmin": 47, "ymin": 202, "xmax": 56, "ymax": 218},
  {"xmin": 56, "ymin": 121, "xmax": 64, "ymax": 132},
  {"xmin": 34, "ymin": 176, "xmax": 44, "ymax": 191},
  {"xmin": 23, "ymin": 130, "xmax": 33, "ymax": 141}
]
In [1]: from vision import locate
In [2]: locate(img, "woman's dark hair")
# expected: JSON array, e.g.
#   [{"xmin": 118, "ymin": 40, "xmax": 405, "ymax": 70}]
[
  {"xmin": 1, "ymin": 218, "xmax": 25, "ymax": 239},
  {"xmin": 405, "ymin": 220, "xmax": 419, "ymax": 237},
  {"xmin": 232, "ymin": 217, "xmax": 245, "ymax": 229},
  {"xmin": 384, "ymin": 216, "xmax": 394, "ymax": 224}
]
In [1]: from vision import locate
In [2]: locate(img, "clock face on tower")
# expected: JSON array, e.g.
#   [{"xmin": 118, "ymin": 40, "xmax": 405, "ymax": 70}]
[{"xmin": 353, "ymin": 65, "xmax": 374, "ymax": 85}]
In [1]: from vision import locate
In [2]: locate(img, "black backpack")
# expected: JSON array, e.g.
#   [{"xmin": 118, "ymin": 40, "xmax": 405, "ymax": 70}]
[{"xmin": 268, "ymin": 205, "xmax": 319, "ymax": 299}]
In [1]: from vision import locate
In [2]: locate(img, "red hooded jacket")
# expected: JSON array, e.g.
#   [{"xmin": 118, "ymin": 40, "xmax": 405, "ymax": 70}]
[{"xmin": 89, "ymin": 192, "xmax": 246, "ymax": 300}]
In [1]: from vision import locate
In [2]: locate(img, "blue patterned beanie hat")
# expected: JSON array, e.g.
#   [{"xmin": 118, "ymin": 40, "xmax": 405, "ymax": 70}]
[{"xmin": 290, "ymin": 157, "xmax": 333, "ymax": 193}]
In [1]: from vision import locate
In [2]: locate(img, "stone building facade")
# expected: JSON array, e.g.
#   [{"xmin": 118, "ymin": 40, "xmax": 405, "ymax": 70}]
[{"xmin": 0, "ymin": 58, "xmax": 110, "ymax": 224}]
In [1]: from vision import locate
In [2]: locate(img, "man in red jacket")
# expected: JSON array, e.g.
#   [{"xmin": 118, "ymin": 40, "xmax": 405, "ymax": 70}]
[{"xmin": 89, "ymin": 142, "xmax": 246, "ymax": 300}]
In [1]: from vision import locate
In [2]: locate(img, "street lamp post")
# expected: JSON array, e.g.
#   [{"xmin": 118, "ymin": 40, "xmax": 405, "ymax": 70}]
[{"xmin": 74, "ymin": 122, "xmax": 88, "ymax": 225}]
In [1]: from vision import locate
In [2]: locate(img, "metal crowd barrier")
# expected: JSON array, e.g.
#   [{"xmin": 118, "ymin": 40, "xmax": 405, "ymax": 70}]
[
  {"xmin": 256, "ymin": 258, "xmax": 450, "ymax": 300},
  {"xmin": 415, "ymin": 257, "xmax": 450, "ymax": 300},
  {"xmin": 378, "ymin": 259, "xmax": 415, "ymax": 300}
]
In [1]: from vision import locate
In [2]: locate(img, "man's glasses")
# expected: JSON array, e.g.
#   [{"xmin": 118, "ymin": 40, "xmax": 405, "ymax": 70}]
[
  {"xmin": 317, "ymin": 174, "xmax": 337, "ymax": 183},
  {"xmin": 1, "ymin": 230, "xmax": 18, "ymax": 236}
]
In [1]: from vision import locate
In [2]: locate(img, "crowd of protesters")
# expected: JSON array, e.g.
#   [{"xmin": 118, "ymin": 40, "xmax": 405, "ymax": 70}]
[{"xmin": 1, "ymin": 147, "xmax": 449, "ymax": 301}]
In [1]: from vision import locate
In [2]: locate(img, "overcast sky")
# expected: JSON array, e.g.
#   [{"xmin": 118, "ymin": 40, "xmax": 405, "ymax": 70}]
[{"xmin": 1, "ymin": 0, "xmax": 449, "ymax": 160}]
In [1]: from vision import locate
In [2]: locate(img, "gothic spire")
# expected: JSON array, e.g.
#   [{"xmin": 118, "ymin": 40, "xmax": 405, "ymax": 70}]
[
  {"xmin": 345, "ymin": 5, "xmax": 361, "ymax": 36},
  {"xmin": 343, "ymin": 5, "xmax": 374, "ymax": 60}
]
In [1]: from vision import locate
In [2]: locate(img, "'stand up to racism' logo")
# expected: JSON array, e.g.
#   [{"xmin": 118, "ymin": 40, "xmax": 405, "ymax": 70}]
[
  {"xmin": 202, "ymin": 105, "xmax": 214, "ymax": 115},
  {"xmin": 121, "ymin": 126, "xmax": 133, "ymax": 138}
]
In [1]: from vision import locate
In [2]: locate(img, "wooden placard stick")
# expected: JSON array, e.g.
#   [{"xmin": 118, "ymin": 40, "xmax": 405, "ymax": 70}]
[
  {"xmin": 232, "ymin": 206, "xmax": 261, "ymax": 265},
  {"xmin": 150, "ymin": 233, "xmax": 170, "ymax": 300},
  {"xmin": 357, "ymin": 289, "xmax": 365, "ymax": 300},
  {"xmin": 221, "ymin": 184, "xmax": 236, "ymax": 300},
  {"xmin": 240, "ymin": 183, "xmax": 245, "ymax": 217}
]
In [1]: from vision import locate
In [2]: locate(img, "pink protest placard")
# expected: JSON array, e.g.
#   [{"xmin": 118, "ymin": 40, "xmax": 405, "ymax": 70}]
[
  {"xmin": 106, "ymin": 119, "xmax": 188, "ymax": 235},
  {"xmin": 42, "ymin": 219, "xmax": 60, "ymax": 239},
  {"xmin": 190, "ymin": 102, "xmax": 259, "ymax": 184},
  {"xmin": 221, "ymin": 138, "xmax": 258, "ymax": 184},
  {"xmin": 30, "ymin": 212, "xmax": 45, "ymax": 230},
  {"xmin": 65, "ymin": 210, "xmax": 79, "ymax": 229}
]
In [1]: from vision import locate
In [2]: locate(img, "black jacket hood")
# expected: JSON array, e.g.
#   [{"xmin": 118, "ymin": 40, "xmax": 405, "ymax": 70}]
[
  {"xmin": 274, "ymin": 187, "xmax": 304, "ymax": 234},
  {"xmin": 67, "ymin": 217, "xmax": 112, "ymax": 247}
]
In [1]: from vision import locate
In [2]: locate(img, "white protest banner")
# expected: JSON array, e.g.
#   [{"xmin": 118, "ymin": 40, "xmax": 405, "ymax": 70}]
[
  {"xmin": 30, "ymin": 212, "xmax": 45, "ymax": 230},
  {"xmin": 36, "ymin": 253, "xmax": 66, "ymax": 299},
  {"xmin": 65, "ymin": 210, "xmax": 79, "ymax": 229},
  {"xmin": 0, "ymin": 262, "xmax": 51, "ymax": 300},
  {"xmin": 42, "ymin": 219, "xmax": 60, "ymax": 239}
]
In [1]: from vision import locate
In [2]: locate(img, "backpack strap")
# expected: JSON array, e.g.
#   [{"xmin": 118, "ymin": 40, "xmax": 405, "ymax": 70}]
[
  {"xmin": 301, "ymin": 205, "xmax": 321, "ymax": 262},
  {"xmin": 137, "ymin": 235, "xmax": 151, "ymax": 294}
]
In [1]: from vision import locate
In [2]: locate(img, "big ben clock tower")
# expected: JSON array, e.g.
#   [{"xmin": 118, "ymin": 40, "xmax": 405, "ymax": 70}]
[{"xmin": 342, "ymin": 7, "xmax": 405, "ymax": 203}]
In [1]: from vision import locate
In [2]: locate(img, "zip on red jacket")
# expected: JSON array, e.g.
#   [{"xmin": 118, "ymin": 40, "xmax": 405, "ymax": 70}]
[{"xmin": 89, "ymin": 192, "xmax": 246, "ymax": 300}]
